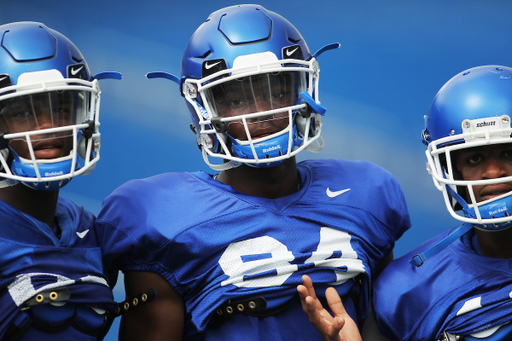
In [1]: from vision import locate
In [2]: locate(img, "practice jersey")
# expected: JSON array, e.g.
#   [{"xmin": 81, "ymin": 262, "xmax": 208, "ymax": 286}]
[
  {"xmin": 373, "ymin": 227, "xmax": 512, "ymax": 341},
  {"xmin": 97, "ymin": 159, "xmax": 410, "ymax": 340},
  {"xmin": 0, "ymin": 196, "xmax": 116, "ymax": 341}
]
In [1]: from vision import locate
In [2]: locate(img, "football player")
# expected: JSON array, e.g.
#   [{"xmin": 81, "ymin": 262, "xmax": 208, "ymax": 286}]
[
  {"xmin": 308, "ymin": 65, "xmax": 512, "ymax": 341},
  {"xmin": 96, "ymin": 4, "xmax": 410, "ymax": 341},
  {"xmin": 0, "ymin": 22, "xmax": 121, "ymax": 340},
  {"xmin": 372, "ymin": 65, "xmax": 512, "ymax": 341}
]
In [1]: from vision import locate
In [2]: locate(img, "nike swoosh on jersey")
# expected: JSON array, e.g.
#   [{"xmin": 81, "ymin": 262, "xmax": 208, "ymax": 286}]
[
  {"xmin": 76, "ymin": 229, "xmax": 89, "ymax": 239},
  {"xmin": 326, "ymin": 188, "xmax": 351, "ymax": 198}
]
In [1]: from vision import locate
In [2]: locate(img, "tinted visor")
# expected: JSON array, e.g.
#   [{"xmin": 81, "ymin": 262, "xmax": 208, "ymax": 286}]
[
  {"xmin": 0, "ymin": 90, "xmax": 88, "ymax": 141},
  {"xmin": 204, "ymin": 71, "xmax": 306, "ymax": 119}
]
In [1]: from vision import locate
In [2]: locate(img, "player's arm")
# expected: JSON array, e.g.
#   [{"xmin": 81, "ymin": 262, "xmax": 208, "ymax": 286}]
[
  {"xmin": 120, "ymin": 271, "xmax": 184, "ymax": 341},
  {"xmin": 297, "ymin": 275, "xmax": 362, "ymax": 341}
]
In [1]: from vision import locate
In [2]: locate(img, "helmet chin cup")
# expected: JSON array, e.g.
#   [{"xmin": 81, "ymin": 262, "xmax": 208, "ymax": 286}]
[
  {"xmin": 445, "ymin": 182, "xmax": 512, "ymax": 231},
  {"xmin": 11, "ymin": 153, "xmax": 74, "ymax": 191},
  {"xmin": 230, "ymin": 125, "xmax": 299, "ymax": 168},
  {"xmin": 463, "ymin": 200, "xmax": 512, "ymax": 231}
]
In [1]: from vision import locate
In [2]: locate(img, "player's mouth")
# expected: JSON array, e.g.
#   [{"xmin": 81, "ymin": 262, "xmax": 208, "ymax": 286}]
[
  {"xmin": 251, "ymin": 124, "xmax": 286, "ymax": 140},
  {"xmin": 32, "ymin": 139, "xmax": 66, "ymax": 159},
  {"xmin": 252, "ymin": 131, "xmax": 275, "ymax": 140},
  {"xmin": 479, "ymin": 184, "xmax": 512, "ymax": 202}
]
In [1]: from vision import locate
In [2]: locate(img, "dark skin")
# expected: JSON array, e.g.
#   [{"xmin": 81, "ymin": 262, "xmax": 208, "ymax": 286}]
[
  {"xmin": 216, "ymin": 156, "xmax": 300, "ymax": 198},
  {"xmin": 475, "ymin": 228, "xmax": 512, "ymax": 259},
  {"xmin": 120, "ymin": 272, "xmax": 185, "ymax": 341},
  {"xmin": 121, "ymin": 156, "xmax": 301, "ymax": 341},
  {"xmin": 123, "ymin": 72, "xmax": 392, "ymax": 340},
  {"xmin": 297, "ymin": 275, "xmax": 361, "ymax": 341},
  {"xmin": 0, "ymin": 135, "xmax": 71, "ymax": 228},
  {"xmin": 0, "ymin": 92, "xmax": 74, "ymax": 228},
  {"xmin": 121, "ymin": 74, "xmax": 304, "ymax": 340},
  {"xmin": 453, "ymin": 144, "xmax": 512, "ymax": 259},
  {"xmin": 296, "ymin": 254, "xmax": 393, "ymax": 341},
  {"xmin": 0, "ymin": 180, "xmax": 59, "ymax": 228},
  {"xmin": 122, "ymin": 155, "xmax": 394, "ymax": 340},
  {"xmin": 303, "ymin": 144, "xmax": 512, "ymax": 341}
]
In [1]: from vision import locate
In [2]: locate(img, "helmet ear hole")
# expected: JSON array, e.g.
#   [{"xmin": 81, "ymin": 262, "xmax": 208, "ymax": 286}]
[
  {"xmin": 78, "ymin": 121, "xmax": 95, "ymax": 160},
  {"xmin": 295, "ymin": 103, "xmax": 313, "ymax": 138},
  {"xmin": 78, "ymin": 135, "xmax": 87, "ymax": 160},
  {"xmin": 295, "ymin": 115, "xmax": 307, "ymax": 138},
  {"xmin": 298, "ymin": 103, "xmax": 312, "ymax": 118}
]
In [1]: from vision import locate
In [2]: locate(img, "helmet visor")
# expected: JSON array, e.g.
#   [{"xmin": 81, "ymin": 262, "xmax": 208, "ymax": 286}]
[
  {"xmin": 203, "ymin": 71, "xmax": 306, "ymax": 141},
  {"xmin": 204, "ymin": 71, "xmax": 305, "ymax": 118},
  {"xmin": 0, "ymin": 90, "xmax": 89, "ymax": 142}
]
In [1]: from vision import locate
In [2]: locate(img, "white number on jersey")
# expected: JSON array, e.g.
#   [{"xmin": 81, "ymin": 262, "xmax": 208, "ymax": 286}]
[{"xmin": 218, "ymin": 227, "xmax": 365, "ymax": 288}]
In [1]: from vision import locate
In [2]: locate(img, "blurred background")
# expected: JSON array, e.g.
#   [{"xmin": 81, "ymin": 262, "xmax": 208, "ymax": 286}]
[{"xmin": 3, "ymin": 1, "xmax": 512, "ymax": 339}]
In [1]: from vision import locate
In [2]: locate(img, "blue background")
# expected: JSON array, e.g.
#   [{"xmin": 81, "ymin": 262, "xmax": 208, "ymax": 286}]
[{"xmin": 3, "ymin": 1, "xmax": 512, "ymax": 339}]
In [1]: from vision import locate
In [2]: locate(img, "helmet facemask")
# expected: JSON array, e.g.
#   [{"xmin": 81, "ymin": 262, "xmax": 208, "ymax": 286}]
[
  {"xmin": 0, "ymin": 70, "xmax": 101, "ymax": 190},
  {"xmin": 183, "ymin": 52, "xmax": 325, "ymax": 170},
  {"xmin": 426, "ymin": 114, "xmax": 512, "ymax": 230}
]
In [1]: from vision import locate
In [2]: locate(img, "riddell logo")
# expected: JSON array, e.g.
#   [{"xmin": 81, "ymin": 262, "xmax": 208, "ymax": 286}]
[
  {"xmin": 489, "ymin": 206, "xmax": 507, "ymax": 215},
  {"xmin": 476, "ymin": 121, "xmax": 496, "ymax": 128},
  {"xmin": 45, "ymin": 171, "xmax": 63, "ymax": 176},
  {"xmin": 263, "ymin": 145, "xmax": 281, "ymax": 153}
]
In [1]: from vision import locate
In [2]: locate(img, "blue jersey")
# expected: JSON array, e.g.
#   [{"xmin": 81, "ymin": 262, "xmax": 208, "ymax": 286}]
[
  {"xmin": 97, "ymin": 159, "xmax": 410, "ymax": 340},
  {"xmin": 374, "ymin": 227, "xmax": 512, "ymax": 341},
  {"xmin": 0, "ymin": 196, "xmax": 116, "ymax": 341}
]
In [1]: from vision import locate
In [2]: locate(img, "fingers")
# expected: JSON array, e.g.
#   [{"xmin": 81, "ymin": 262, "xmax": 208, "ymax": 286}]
[
  {"xmin": 330, "ymin": 316, "xmax": 346, "ymax": 337},
  {"xmin": 298, "ymin": 277, "xmax": 362, "ymax": 341},
  {"xmin": 302, "ymin": 275, "xmax": 317, "ymax": 298},
  {"xmin": 298, "ymin": 275, "xmax": 317, "ymax": 312},
  {"xmin": 325, "ymin": 287, "xmax": 347, "ymax": 317},
  {"xmin": 302, "ymin": 275, "xmax": 325, "ymax": 310},
  {"xmin": 297, "ymin": 284, "xmax": 309, "ymax": 313},
  {"xmin": 298, "ymin": 276, "xmax": 347, "ymax": 317},
  {"xmin": 325, "ymin": 287, "xmax": 363, "ymax": 341}
]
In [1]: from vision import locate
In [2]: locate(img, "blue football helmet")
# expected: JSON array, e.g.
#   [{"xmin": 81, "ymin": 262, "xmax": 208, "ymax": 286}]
[
  {"xmin": 148, "ymin": 4, "xmax": 339, "ymax": 170},
  {"xmin": 0, "ymin": 22, "xmax": 121, "ymax": 190},
  {"xmin": 422, "ymin": 65, "xmax": 512, "ymax": 230}
]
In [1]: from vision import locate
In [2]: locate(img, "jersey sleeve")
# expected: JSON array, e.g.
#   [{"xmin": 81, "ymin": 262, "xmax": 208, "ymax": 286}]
[
  {"xmin": 356, "ymin": 160, "xmax": 411, "ymax": 242},
  {"xmin": 95, "ymin": 175, "xmax": 181, "ymax": 287}
]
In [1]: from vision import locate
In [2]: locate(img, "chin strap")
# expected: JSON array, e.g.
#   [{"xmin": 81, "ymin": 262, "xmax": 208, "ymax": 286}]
[
  {"xmin": 202, "ymin": 148, "xmax": 243, "ymax": 171},
  {"xmin": 0, "ymin": 178, "xmax": 19, "ymax": 189},
  {"xmin": 305, "ymin": 136, "xmax": 325, "ymax": 153}
]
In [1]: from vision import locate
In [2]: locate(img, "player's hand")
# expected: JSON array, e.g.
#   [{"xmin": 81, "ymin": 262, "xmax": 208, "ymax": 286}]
[{"xmin": 297, "ymin": 275, "xmax": 362, "ymax": 341}]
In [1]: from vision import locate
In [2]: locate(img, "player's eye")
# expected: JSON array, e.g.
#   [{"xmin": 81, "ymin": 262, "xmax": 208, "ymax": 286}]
[
  {"xmin": 502, "ymin": 149, "xmax": 512, "ymax": 159},
  {"xmin": 227, "ymin": 99, "xmax": 246, "ymax": 108},
  {"xmin": 270, "ymin": 92, "xmax": 285, "ymax": 100},
  {"xmin": 467, "ymin": 154, "xmax": 483, "ymax": 165},
  {"xmin": 6, "ymin": 107, "xmax": 31, "ymax": 119}
]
